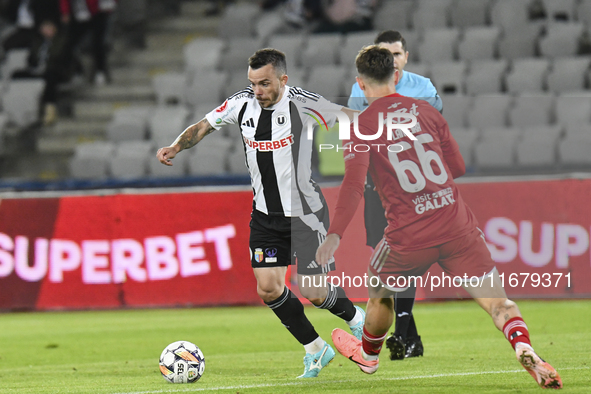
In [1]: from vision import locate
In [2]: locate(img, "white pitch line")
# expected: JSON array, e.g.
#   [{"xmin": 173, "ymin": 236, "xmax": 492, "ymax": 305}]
[{"xmin": 112, "ymin": 366, "xmax": 589, "ymax": 394}]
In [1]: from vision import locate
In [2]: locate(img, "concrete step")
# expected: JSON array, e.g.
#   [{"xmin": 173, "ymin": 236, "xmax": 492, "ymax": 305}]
[
  {"xmin": 124, "ymin": 49, "xmax": 185, "ymax": 70},
  {"xmin": 148, "ymin": 15, "xmax": 219, "ymax": 35},
  {"xmin": 111, "ymin": 67, "xmax": 154, "ymax": 85},
  {"xmin": 1, "ymin": 152, "xmax": 71, "ymax": 181},
  {"xmin": 75, "ymin": 84, "xmax": 156, "ymax": 102},
  {"xmin": 37, "ymin": 134, "xmax": 106, "ymax": 155}
]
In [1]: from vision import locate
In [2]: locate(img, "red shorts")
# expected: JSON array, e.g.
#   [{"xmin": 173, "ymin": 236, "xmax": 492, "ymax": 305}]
[{"xmin": 369, "ymin": 228, "xmax": 496, "ymax": 290}]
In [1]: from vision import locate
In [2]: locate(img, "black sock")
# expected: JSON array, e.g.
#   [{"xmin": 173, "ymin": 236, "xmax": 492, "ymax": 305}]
[
  {"xmin": 265, "ymin": 286, "xmax": 319, "ymax": 345},
  {"xmin": 407, "ymin": 314, "xmax": 419, "ymax": 339},
  {"xmin": 315, "ymin": 284, "xmax": 357, "ymax": 322},
  {"xmin": 394, "ymin": 286, "xmax": 417, "ymax": 341}
]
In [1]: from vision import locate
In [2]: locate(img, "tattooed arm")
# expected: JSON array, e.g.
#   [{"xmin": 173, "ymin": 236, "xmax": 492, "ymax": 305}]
[{"xmin": 156, "ymin": 118, "xmax": 215, "ymax": 166}]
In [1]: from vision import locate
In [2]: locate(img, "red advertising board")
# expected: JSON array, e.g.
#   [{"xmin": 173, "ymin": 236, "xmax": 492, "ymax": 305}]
[
  {"xmin": 0, "ymin": 190, "xmax": 260, "ymax": 310},
  {"xmin": 322, "ymin": 178, "xmax": 591, "ymax": 299},
  {"xmin": 0, "ymin": 177, "xmax": 590, "ymax": 311}
]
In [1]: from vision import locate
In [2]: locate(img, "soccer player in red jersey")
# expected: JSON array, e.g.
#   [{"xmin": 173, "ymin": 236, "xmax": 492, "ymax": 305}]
[{"xmin": 316, "ymin": 46, "xmax": 562, "ymax": 389}]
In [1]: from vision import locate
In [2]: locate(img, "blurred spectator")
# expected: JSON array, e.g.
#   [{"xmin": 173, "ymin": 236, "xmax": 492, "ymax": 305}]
[
  {"xmin": 1, "ymin": 0, "xmax": 61, "ymax": 52},
  {"xmin": 281, "ymin": 0, "xmax": 375, "ymax": 33},
  {"xmin": 314, "ymin": 0, "xmax": 375, "ymax": 33},
  {"xmin": 12, "ymin": 18, "xmax": 69, "ymax": 126},
  {"xmin": 60, "ymin": 0, "xmax": 117, "ymax": 85}
]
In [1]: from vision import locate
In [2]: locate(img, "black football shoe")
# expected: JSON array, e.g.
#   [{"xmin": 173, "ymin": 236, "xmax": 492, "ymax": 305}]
[
  {"xmin": 405, "ymin": 336, "xmax": 424, "ymax": 358},
  {"xmin": 385, "ymin": 334, "xmax": 405, "ymax": 360}
]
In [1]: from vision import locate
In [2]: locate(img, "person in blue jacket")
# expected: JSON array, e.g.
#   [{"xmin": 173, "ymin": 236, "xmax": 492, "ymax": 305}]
[{"xmin": 348, "ymin": 30, "xmax": 442, "ymax": 361}]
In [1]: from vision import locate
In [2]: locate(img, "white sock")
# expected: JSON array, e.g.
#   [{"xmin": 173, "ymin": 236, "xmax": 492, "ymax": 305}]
[
  {"xmin": 362, "ymin": 349, "xmax": 379, "ymax": 361},
  {"xmin": 303, "ymin": 337, "xmax": 325, "ymax": 354},
  {"xmin": 346, "ymin": 308, "xmax": 363, "ymax": 327}
]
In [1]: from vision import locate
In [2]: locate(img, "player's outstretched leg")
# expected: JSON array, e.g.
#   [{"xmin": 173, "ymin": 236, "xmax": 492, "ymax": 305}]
[{"xmin": 465, "ymin": 268, "xmax": 562, "ymax": 389}]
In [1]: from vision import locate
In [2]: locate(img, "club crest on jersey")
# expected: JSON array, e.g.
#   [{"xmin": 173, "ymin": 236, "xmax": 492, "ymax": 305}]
[
  {"xmin": 215, "ymin": 100, "xmax": 228, "ymax": 113},
  {"xmin": 273, "ymin": 112, "xmax": 287, "ymax": 126},
  {"xmin": 254, "ymin": 248, "xmax": 264, "ymax": 263}
]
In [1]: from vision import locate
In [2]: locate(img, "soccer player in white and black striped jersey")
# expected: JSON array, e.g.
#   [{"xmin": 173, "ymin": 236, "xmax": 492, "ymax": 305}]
[{"xmin": 157, "ymin": 48, "xmax": 365, "ymax": 378}]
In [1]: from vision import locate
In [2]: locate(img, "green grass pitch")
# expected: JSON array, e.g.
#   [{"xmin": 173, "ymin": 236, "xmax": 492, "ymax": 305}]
[{"xmin": 0, "ymin": 300, "xmax": 589, "ymax": 393}]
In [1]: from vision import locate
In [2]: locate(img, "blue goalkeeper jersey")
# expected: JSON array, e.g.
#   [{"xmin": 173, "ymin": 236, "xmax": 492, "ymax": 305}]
[{"xmin": 347, "ymin": 70, "xmax": 443, "ymax": 112}]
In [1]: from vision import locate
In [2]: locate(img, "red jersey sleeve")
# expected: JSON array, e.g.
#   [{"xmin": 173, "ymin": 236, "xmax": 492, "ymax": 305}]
[
  {"xmin": 438, "ymin": 118, "xmax": 465, "ymax": 179},
  {"xmin": 328, "ymin": 143, "xmax": 370, "ymax": 238}
]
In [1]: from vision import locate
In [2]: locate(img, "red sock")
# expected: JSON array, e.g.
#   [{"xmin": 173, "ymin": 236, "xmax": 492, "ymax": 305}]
[
  {"xmin": 503, "ymin": 317, "xmax": 531, "ymax": 350},
  {"xmin": 362, "ymin": 327, "xmax": 387, "ymax": 356}
]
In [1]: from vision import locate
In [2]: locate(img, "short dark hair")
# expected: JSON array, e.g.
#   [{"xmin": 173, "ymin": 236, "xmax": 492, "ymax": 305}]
[
  {"xmin": 248, "ymin": 48, "xmax": 287, "ymax": 76},
  {"xmin": 375, "ymin": 30, "xmax": 407, "ymax": 51},
  {"xmin": 355, "ymin": 45, "xmax": 395, "ymax": 84}
]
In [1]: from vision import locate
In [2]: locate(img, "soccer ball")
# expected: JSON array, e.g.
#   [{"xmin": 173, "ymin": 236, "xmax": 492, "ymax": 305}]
[{"xmin": 159, "ymin": 341, "xmax": 205, "ymax": 383}]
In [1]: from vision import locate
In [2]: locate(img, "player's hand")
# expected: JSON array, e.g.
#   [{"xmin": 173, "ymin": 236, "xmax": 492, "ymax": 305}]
[
  {"xmin": 156, "ymin": 146, "xmax": 179, "ymax": 166},
  {"xmin": 316, "ymin": 234, "xmax": 340, "ymax": 266}
]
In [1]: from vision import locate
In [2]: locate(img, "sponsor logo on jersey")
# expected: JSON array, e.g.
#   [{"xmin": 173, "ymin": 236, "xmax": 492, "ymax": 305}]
[
  {"xmin": 243, "ymin": 134, "xmax": 294, "ymax": 151},
  {"xmin": 215, "ymin": 100, "xmax": 228, "ymax": 113},
  {"xmin": 254, "ymin": 248, "xmax": 264, "ymax": 263}
]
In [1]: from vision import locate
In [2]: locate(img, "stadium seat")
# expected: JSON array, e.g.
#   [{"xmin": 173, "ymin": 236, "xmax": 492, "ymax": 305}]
[
  {"xmin": 286, "ymin": 68, "xmax": 308, "ymax": 90},
  {"xmin": 373, "ymin": 0, "xmax": 415, "ymax": 31},
  {"xmin": 449, "ymin": 0, "xmax": 491, "ymax": 28},
  {"xmin": 474, "ymin": 127, "xmax": 521, "ymax": 168},
  {"xmin": 69, "ymin": 141, "xmax": 115, "ymax": 179},
  {"xmin": 541, "ymin": 0, "xmax": 577, "ymax": 21},
  {"xmin": 405, "ymin": 63, "xmax": 430, "ymax": 79},
  {"xmin": 1, "ymin": 49, "xmax": 28, "ymax": 82},
  {"xmin": 430, "ymin": 61, "xmax": 466, "ymax": 95},
  {"xmin": 576, "ymin": 0, "xmax": 591, "ymax": 24},
  {"xmin": 505, "ymin": 58, "xmax": 550, "ymax": 93},
  {"xmin": 223, "ymin": 70, "xmax": 252, "ymax": 100},
  {"xmin": 306, "ymin": 65, "xmax": 348, "ymax": 100},
  {"xmin": 106, "ymin": 106, "xmax": 153, "ymax": 142},
  {"xmin": 217, "ymin": 3, "xmax": 260, "ymax": 38},
  {"xmin": 440, "ymin": 95, "xmax": 471, "ymax": 128},
  {"xmin": 464, "ymin": 59, "xmax": 508, "ymax": 95},
  {"xmin": 490, "ymin": 0, "xmax": 531, "ymax": 32},
  {"xmin": 185, "ymin": 70, "xmax": 227, "ymax": 107},
  {"xmin": 152, "ymin": 72, "xmax": 189, "ymax": 106},
  {"xmin": 110, "ymin": 140, "xmax": 154, "ymax": 179},
  {"xmin": 547, "ymin": 57, "xmax": 590, "ymax": 93},
  {"xmin": 539, "ymin": 23, "xmax": 585, "ymax": 57},
  {"xmin": 267, "ymin": 34, "xmax": 306, "ymax": 70},
  {"xmin": 450, "ymin": 127, "xmax": 479, "ymax": 166},
  {"xmin": 516, "ymin": 133, "xmax": 558, "ymax": 167},
  {"xmin": 458, "ymin": 26, "xmax": 500, "ymax": 61},
  {"xmin": 559, "ymin": 134, "xmax": 591, "ymax": 165},
  {"xmin": 254, "ymin": 10, "xmax": 285, "ymax": 40},
  {"xmin": 220, "ymin": 37, "xmax": 265, "ymax": 71},
  {"xmin": 411, "ymin": 0, "xmax": 452, "ymax": 29},
  {"xmin": 417, "ymin": 28, "xmax": 460, "ymax": 63},
  {"xmin": 339, "ymin": 31, "xmax": 379, "ymax": 66},
  {"xmin": 467, "ymin": 94, "xmax": 512, "ymax": 128},
  {"xmin": 187, "ymin": 138, "xmax": 233, "ymax": 176},
  {"xmin": 555, "ymin": 92, "xmax": 591, "ymax": 126},
  {"xmin": 149, "ymin": 106, "xmax": 191, "ymax": 148},
  {"xmin": 184, "ymin": 37, "xmax": 225, "ymax": 72},
  {"xmin": 228, "ymin": 145, "xmax": 250, "ymax": 175},
  {"xmin": 1, "ymin": 79, "xmax": 45, "ymax": 127},
  {"xmin": 564, "ymin": 122, "xmax": 591, "ymax": 139},
  {"xmin": 509, "ymin": 93, "xmax": 555, "ymax": 127},
  {"xmin": 498, "ymin": 24, "xmax": 542, "ymax": 59},
  {"xmin": 301, "ymin": 33, "xmax": 343, "ymax": 68}
]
